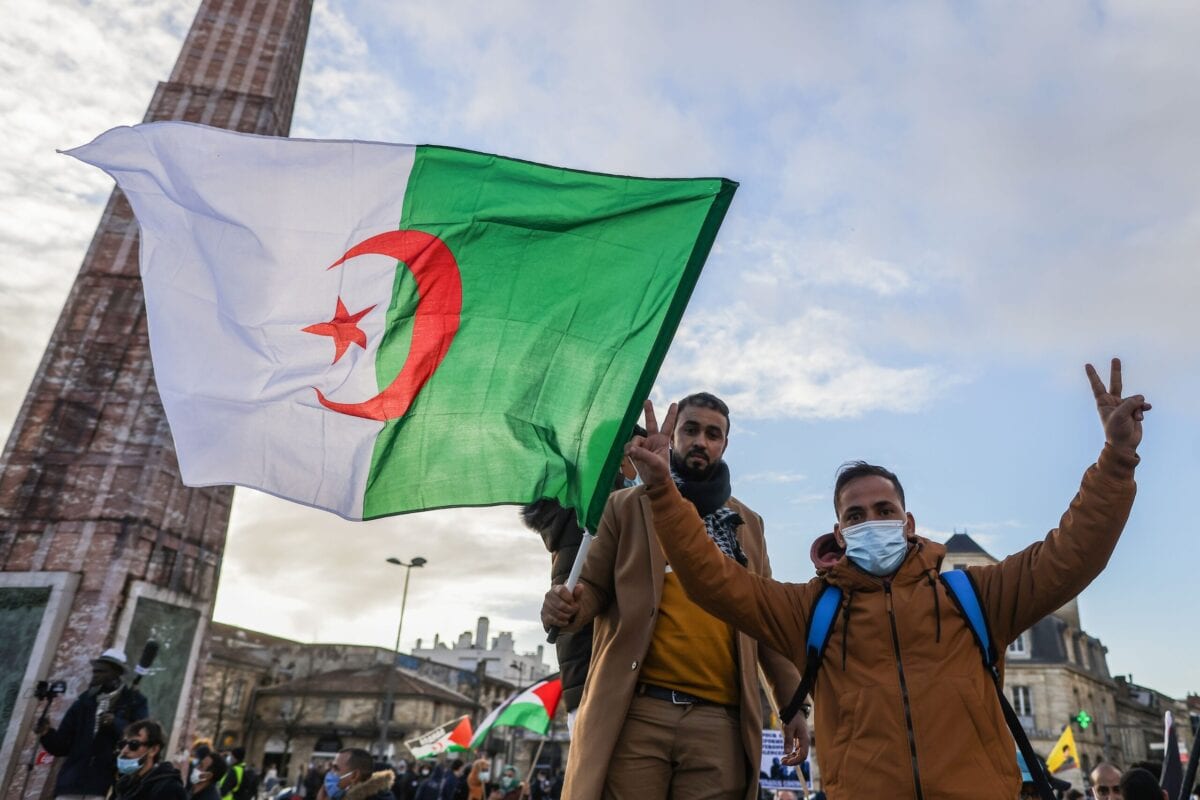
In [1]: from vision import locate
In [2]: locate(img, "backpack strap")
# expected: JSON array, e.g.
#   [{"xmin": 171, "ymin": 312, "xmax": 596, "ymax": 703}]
[
  {"xmin": 940, "ymin": 569, "xmax": 1056, "ymax": 800},
  {"xmin": 780, "ymin": 583, "xmax": 842, "ymax": 724}
]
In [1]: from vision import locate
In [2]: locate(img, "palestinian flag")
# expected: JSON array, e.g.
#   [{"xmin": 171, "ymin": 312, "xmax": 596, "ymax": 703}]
[
  {"xmin": 405, "ymin": 715, "xmax": 473, "ymax": 760},
  {"xmin": 65, "ymin": 122, "xmax": 735, "ymax": 529},
  {"xmin": 470, "ymin": 675, "xmax": 562, "ymax": 749}
]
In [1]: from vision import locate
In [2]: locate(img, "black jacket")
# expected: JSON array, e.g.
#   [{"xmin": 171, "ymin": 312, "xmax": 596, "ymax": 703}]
[
  {"xmin": 522, "ymin": 500, "xmax": 592, "ymax": 712},
  {"xmin": 40, "ymin": 686, "xmax": 149, "ymax": 798},
  {"xmin": 115, "ymin": 762, "xmax": 188, "ymax": 800}
]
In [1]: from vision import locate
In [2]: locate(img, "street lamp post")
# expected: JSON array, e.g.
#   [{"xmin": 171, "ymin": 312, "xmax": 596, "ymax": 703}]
[{"xmin": 376, "ymin": 556, "xmax": 427, "ymax": 759}]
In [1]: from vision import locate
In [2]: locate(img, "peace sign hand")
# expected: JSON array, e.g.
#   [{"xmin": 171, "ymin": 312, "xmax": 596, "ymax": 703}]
[
  {"xmin": 623, "ymin": 399, "xmax": 677, "ymax": 488},
  {"xmin": 1086, "ymin": 357, "xmax": 1151, "ymax": 451}
]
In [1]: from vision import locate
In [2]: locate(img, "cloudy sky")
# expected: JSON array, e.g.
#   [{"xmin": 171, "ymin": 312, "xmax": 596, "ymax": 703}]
[{"xmin": 3, "ymin": 1, "xmax": 1198, "ymax": 699}]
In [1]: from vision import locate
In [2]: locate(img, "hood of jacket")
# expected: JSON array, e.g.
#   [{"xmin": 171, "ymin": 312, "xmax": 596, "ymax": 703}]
[
  {"xmin": 809, "ymin": 530, "xmax": 946, "ymax": 589},
  {"xmin": 345, "ymin": 770, "xmax": 395, "ymax": 800}
]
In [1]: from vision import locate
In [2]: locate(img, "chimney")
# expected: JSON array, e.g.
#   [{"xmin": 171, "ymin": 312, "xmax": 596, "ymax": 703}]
[
  {"xmin": 415, "ymin": 638, "xmax": 422, "ymax": 650},
  {"xmin": 476, "ymin": 617, "xmax": 489, "ymax": 649},
  {"xmin": 434, "ymin": 633, "xmax": 440, "ymax": 648},
  {"xmin": 536, "ymin": 645, "xmax": 544, "ymax": 664}
]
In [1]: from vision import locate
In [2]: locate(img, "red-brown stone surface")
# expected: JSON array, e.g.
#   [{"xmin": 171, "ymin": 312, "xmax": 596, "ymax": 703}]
[{"xmin": 0, "ymin": 2, "xmax": 313, "ymax": 797}]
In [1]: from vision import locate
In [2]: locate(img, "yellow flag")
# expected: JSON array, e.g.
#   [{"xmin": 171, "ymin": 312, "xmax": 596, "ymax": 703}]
[{"xmin": 1046, "ymin": 725, "xmax": 1080, "ymax": 773}]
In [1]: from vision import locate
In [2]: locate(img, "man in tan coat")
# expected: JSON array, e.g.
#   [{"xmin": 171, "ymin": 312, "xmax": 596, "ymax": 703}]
[
  {"xmin": 623, "ymin": 359, "xmax": 1149, "ymax": 799},
  {"xmin": 542, "ymin": 392, "xmax": 803, "ymax": 800}
]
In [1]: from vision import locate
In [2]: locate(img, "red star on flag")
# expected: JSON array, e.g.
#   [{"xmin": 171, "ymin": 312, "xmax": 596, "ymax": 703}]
[{"xmin": 302, "ymin": 297, "xmax": 376, "ymax": 364}]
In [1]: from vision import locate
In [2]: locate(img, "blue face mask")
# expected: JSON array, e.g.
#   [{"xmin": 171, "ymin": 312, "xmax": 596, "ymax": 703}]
[
  {"xmin": 841, "ymin": 519, "xmax": 909, "ymax": 576},
  {"xmin": 622, "ymin": 473, "xmax": 642, "ymax": 489},
  {"xmin": 116, "ymin": 757, "xmax": 143, "ymax": 776},
  {"xmin": 324, "ymin": 770, "xmax": 348, "ymax": 800}
]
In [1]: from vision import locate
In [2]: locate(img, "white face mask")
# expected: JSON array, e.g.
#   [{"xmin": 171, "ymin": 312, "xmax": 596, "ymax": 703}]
[
  {"xmin": 841, "ymin": 519, "xmax": 908, "ymax": 576},
  {"xmin": 478, "ymin": 771, "xmax": 490, "ymax": 782},
  {"xmin": 191, "ymin": 768, "xmax": 203, "ymax": 785}
]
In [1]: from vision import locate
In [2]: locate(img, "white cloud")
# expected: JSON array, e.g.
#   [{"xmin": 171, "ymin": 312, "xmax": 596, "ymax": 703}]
[
  {"xmin": 741, "ymin": 471, "xmax": 807, "ymax": 485},
  {"xmin": 214, "ymin": 489, "xmax": 555, "ymax": 660},
  {"xmin": 659, "ymin": 305, "xmax": 954, "ymax": 420},
  {"xmin": 0, "ymin": 0, "xmax": 191, "ymax": 443}
]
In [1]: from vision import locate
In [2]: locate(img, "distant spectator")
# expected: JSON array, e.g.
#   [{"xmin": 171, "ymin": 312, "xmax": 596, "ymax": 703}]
[
  {"xmin": 190, "ymin": 749, "xmax": 228, "ymax": 800},
  {"xmin": 1120, "ymin": 767, "xmax": 1167, "ymax": 800},
  {"xmin": 112, "ymin": 720, "xmax": 187, "ymax": 800},
  {"xmin": 320, "ymin": 748, "xmax": 394, "ymax": 800},
  {"xmin": 1091, "ymin": 762, "xmax": 1123, "ymax": 798}
]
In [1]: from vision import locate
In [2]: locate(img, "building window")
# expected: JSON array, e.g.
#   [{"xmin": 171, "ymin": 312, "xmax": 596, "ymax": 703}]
[
  {"xmin": 1007, "ymin": 632, "xmax": 1030, "ymax": 659},
  {"xmin": 230, "ymin": 680, "xmax": 245, "ymax": 709},
  {"xmin": 324, "ymin": 699, "xmax": 339, "ymax": 721},
  {"xmin": 1011, "ymin": 685, "xmax": 1033, "ymax": 718},
  {"xmin": 953, "ymin": 563, "xmax": 967, "ymax": 571},
  {"xmin": 280, "ymin": 698, "xmax": 294, "ymax": 717}
]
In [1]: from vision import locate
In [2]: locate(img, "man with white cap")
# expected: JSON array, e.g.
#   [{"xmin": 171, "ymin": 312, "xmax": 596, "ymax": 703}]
[{"xmin": 36, "ymin": 647, "xmax": 150, "ymax": 800}]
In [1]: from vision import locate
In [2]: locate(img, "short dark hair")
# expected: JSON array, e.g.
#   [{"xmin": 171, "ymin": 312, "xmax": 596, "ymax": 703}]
[
  {"xmin": 834, "ymin": 461, "xmax": 905, "ymax": 513},
  {"xmin": 231, "ymin": 747, "xmax": 246, "ymax": 762},
  {"xmin": 340, "ymin": 748, "xmax": 374, "ymax": 780},
  {"xmin": 1120, "ymin": 768, "xmax": 1164, "ymax": 800},
  {"xmin": 123, "ymin": 720, "xmax": 166, "ymax": 761},
  {"xmin": 675, "ymin": 392, "xmax": 730, "ymax": 433},
  {"xmin": 204, "ymin": 753, "xmax": 228, "ymax": 782}
]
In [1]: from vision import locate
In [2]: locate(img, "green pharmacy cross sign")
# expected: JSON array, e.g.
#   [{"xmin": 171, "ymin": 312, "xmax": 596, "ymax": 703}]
[{"xmin": 1074, "ymin": 710, "xmax": 1093, "ymax": 729}]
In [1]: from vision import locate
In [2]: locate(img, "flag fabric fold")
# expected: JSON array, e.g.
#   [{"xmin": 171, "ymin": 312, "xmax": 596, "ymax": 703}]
[
  {"xmin": 65, "ymin": 122, "xmax": 736, "ymax": 528},
  {"xmin": 405, "ymin": 715, "xmax": 474, "ymax": 760},
  {"xmin": 469, "ymin": 675, "xmax": 562, "ymax": 749},
  {"xmin": 1045, "ymin": 725, "xmax": 1079, "ymax": 774}
]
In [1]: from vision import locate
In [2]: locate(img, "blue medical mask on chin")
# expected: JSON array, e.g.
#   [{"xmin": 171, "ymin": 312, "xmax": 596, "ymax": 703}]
[{"xmin": 841, "ymin": 519, "xmax": 909, "ymax": 576}]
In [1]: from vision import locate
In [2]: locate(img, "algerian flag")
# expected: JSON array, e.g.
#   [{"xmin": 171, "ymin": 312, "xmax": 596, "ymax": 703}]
[
  {"xmin": 470, "ymin": 675, "xmax": 562, "ymax": 749},
  {"xmin": 64, "ymin": 122, "xmax": 735, "ymax": 528},
  {"xmin": 405, "ymin": 715, "xmax": 473, "ymax": 760}
]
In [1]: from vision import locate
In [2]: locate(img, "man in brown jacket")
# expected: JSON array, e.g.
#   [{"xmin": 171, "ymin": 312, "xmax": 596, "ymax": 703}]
[
  {"xmin": 541, "ymin": 392, "xmax": 804, "ymax": 800},
  {"xmin": 623, "ymin": 359, "xmax": 1149, "ymax": 799}
]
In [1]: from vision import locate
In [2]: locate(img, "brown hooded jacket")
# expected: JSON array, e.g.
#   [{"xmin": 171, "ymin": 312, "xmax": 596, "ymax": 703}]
[{"xmin": 648, "ymin": 444, "xmax": 1138, "ymax": 800}]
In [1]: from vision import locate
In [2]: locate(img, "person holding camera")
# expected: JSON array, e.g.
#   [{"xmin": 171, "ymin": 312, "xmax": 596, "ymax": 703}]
[{"xmin": 36, "ymin": 648, "xmax": 150, "ymax": 800}]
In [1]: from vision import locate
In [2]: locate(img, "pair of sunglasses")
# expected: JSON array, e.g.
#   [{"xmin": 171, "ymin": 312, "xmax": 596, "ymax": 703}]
[{"xmin": 117, "ymin": 739, "xmax": 149, "ymax": 751}]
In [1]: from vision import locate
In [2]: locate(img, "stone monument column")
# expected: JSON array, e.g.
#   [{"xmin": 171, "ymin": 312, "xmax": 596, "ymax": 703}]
[{"xmin": 0, "ymin": 1, "xmax": 313, "ymax": 796}]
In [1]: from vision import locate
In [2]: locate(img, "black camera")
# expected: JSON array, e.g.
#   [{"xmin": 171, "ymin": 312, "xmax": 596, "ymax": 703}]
[{"xmin": 35, "ymin": 680, "xmax": 67, "ymax": 701}]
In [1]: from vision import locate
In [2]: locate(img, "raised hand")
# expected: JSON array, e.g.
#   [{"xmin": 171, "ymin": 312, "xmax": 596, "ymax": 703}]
[
  {"xmin": 1085, "ymin": 357, "xmax": 1151, "ymax": 451},
  {"xmin": 623, "ymin": 399, "xmax": 677, "ymax": 487}
]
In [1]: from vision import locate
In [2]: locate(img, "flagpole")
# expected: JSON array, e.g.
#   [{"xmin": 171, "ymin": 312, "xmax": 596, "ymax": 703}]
[
  {"xmin": 521, "ymin": 740, "xmax": 547, "ymax": 799},
  {"xmin": 1179, "ymin": 724, "xmax": 1200, "ymax": 800},
  {"xmin": 546, "ymin": 530, "xmax": 593, "ymax": 644}
]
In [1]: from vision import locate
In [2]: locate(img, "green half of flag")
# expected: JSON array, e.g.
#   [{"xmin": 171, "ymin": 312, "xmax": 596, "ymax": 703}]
[{"xmin": 365, "ymin": 146, "xmax": 736, "ymax": 528}]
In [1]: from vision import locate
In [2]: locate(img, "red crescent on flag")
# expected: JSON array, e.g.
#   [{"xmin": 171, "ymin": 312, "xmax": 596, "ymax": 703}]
[{"xmin": 313, "ymin": 230, "xmax": 462, "ymax": 421}]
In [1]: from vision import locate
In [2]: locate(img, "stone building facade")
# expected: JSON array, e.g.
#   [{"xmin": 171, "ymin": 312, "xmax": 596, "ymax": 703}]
[
  {"xmin": 0, "ymin": 3, "xmax": 312, "ymax": 799},
  {"xmin": 804, "ymin": 533, "xmax": 1193, "ymax": 791},
  {"xmin": 194, "ymin": 623, "xmax": 527, "ymax": 777},
  {"xmin": 411, "ymin": 616, "xmax": 551, "ymax": 685}
]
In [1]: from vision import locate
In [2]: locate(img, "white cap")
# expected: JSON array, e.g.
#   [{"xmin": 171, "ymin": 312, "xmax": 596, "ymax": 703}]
[{"xmin": 91, "ymin": 648, "xmax": 129, "ymax": 672}]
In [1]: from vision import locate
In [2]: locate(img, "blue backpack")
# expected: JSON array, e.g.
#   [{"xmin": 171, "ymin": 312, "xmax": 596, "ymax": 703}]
[{"xmin": 779, "ymin": 569, "xmax": 1056, "ymax": 800}]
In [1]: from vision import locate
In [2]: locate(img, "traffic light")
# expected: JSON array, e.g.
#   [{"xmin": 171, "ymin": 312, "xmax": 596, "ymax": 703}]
[{"xmin": 1074, "ymin": 710, "xmax": 1092, "ymax": 729}]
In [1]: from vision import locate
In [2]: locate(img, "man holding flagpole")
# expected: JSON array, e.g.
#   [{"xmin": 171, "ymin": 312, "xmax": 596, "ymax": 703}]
[{"xmin": 541, "ymin": 392, "xmax": 803, "ymax": 800}]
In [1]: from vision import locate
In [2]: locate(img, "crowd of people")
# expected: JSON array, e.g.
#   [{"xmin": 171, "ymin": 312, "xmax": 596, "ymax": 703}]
[
  {"xmin": 537, "ymin": 361, "xmax": 1170, "ymax": 799},
  {"xmin": 295, "ymin": 753, "xmax": 562, "ymax": 800},
  {"xmin": 24, "ymin": 359, "xmax": 1192, "ymax": 800}
]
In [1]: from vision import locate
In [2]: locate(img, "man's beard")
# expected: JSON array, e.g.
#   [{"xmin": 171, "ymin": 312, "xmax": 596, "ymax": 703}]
[{"xmin": 671, "ymin": 448, "xmax": 717, "ymax": 481}]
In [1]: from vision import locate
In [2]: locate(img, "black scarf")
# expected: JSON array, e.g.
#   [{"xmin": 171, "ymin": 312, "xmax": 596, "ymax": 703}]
[{"xmin": 671, "ymin": 457, "xmax": 747, "ymax": 566}]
